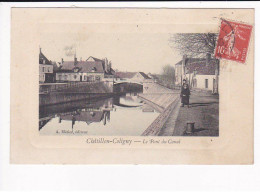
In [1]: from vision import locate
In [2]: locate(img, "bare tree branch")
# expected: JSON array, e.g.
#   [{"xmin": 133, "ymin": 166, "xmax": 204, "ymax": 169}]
[{"xmin": 168, "ymin": 33, "xmax": 218, "ymax": 58}]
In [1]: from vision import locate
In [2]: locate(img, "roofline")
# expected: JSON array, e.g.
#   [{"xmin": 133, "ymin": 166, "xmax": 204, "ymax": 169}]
[
  {"xmin": 39, "ymin": 63, "xmax": 53, "ymax": 66},
  {"xmin": 175, "ymin": 60, "xmax": 183, "ymax": 65},
  {"xmin": 87, "ymin": 56, "xmax": 104, "ymax": 62},
  {"xmin": 175, "ymin": 57, "xmax": 219, "ymax": 65}
]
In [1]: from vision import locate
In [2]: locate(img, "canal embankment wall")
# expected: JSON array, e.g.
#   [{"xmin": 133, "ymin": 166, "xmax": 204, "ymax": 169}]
[
  {"xmin": 39, "ymin": 81, "xmax": 115, "ymax": 106},
  {"xmin": 138, "ymin": 93, "xmax": 179, "ymax": 110},
  {"xmin": 141, "ymin": 97, "xmax": 180, "ymax": 136},
  {"xmin": 138, "ymin": 82, "xmax": 181, "ymax": 136},
  {"xmin": 40, "ymin": 81, "xmax": 113, "ymax": 94}
]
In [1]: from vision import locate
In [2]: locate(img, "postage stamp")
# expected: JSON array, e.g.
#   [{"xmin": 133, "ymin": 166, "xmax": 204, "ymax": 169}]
[{"xmin": 215, "ymin": 19, "xmax": 253, "ymax": 63}]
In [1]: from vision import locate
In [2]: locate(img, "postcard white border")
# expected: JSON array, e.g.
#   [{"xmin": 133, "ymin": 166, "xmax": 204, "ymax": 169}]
[{"xmin": 1, "ymin": 1, "xmax": 260, "ymax": 191}]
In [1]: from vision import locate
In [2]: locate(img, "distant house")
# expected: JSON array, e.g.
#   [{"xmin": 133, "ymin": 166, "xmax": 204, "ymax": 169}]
[
  {"xmin": 39, "ymin": 48, "xmax": 54, "ymax": 83},
  {"xmin": 115, "ymin": 71, "xmax": 152, "ymax": 83},
  {"xmin": 175, "ymin": 54, "xmax": 219, "ymax": 92},
  {"xmin": 86, "ymin": 56, "xmax": 115, "ymax": 78},
  {"xmin": 56, "ymin": 56, "xmax": 115, "ymax": 82},
  {"xmin": 147, "ymin": 73, "xmax": 159, "ymax": 83},
  {"xmin": 131, "ymin": 72, "xmax": 151, "ymax": 83},
  {"xmin": 114, "ymin": 72, "xmax": 136, "ymax": 81}
]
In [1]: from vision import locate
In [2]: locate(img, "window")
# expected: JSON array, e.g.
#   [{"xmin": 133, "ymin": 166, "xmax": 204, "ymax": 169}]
[
  {"xmin": 65, "ymin": 75, "xmax": 68, "ymax": 80},
  {"xmin": 87, "ymin": 75, "xmax": 94, "ymax": 82},
  {"xmin": 205, "ymin": 79, "xmax": 208, "ymax": 89},
  {"xmin": 91, "ymin": 67, "xmax": 96, "ymax": 72},
  {"xmin": 39, "ymin": 74, "xmax": 45, "ymax": 82},
  {"xmin": 58, "ymin": 75, "xmax": 62, "ymax": 80},
  {"xmin": 84, "ymin": 75, "xmax": 87, "ymax": 80},
  {"xmin": 74, "ymin": 75, "xmax": 77, "ymax": 79},
  {"xmin": 95, "ymin": 76, "xmax": 100, "ymax": 81},
  {"xmin": 42, "ymin": 67, "xmax": 45, "ymax": 72}
]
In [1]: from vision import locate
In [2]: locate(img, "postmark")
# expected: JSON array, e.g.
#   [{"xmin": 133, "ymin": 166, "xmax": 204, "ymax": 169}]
[{"xmin": 215, "ymin": 19, "xmax": 253, "ymax": 63}]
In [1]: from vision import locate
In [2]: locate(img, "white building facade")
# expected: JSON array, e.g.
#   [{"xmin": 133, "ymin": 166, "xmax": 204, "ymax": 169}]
[
  {"xmin": 189, "ymin": 74, "xmax": 216, "ymax": 91},
  {"xmin": 175, "ymin": 54, "xmax": 219, "ymax": 93}
]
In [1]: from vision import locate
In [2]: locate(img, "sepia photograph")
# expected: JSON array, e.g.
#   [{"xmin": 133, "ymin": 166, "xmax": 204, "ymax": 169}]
[{"xmin": 39, "ymin": 30, "xmax": 220, "ymax": 137}]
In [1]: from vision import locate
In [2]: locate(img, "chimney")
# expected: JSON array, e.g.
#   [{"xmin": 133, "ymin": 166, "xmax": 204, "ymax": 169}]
[
  {"xmin": 104, "ymin": 58, "xmax": 108, "ymax": 73},
  {"xmin": 74, "ymin": 53, "xmax": 77, "ymax": 65},
  {"xmin": 206, "ymin": 53, "xmax": 211, "ymax": 66},
  {"xmin": 61, "ymin": 58, "xmax": 64, "ymax": 64},
  {"xmin": 39, "ymin": 47, "xmax": 42, "ymax": 54},
  {"xmin": 108, "ymin": 61, "xmax": 112, "ymax": 72}
]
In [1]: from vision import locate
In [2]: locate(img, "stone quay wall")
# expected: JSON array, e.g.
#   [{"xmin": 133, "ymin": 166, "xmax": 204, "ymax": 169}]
[{"xmin": 141, "ymin": 97, "xmax": 180, "ymax": 136}]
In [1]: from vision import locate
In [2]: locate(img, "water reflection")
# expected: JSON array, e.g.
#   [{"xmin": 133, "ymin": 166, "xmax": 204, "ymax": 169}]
[
  {"xmin": 59, "ymin": 110, "xmax": 111, "ymax": 129},
  {"xmin": 39, "ymin": 93, "xmax": 160, "ymax": 136}
]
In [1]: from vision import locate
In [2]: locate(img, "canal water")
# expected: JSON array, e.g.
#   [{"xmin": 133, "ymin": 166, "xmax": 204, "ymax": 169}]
[{"xmin": 39, "ymin": 93, "xmax": 160, "ymax": 136}]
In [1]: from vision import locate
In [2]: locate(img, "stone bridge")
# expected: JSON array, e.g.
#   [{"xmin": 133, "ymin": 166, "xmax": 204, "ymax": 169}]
[
  {"xmin": 113, "ymin": 80, "xmax": 144, "ymax": 85},
  {"xmin": 114, "ymin": 79, "xmax": 172, "ymax": 94},
  {"xmin": 113, "ymin": 80, "xmax": 144, "ymax": 93}
]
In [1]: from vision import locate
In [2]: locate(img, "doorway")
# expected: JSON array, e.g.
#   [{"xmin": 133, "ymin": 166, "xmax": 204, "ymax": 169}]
[{"xmin": 205, "ymin": 79, "xmax": 208, "ymax": 89}]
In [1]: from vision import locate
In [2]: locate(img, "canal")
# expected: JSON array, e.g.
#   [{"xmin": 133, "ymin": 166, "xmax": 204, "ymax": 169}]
[{"xmin": 39, "ymin": 93, "xmax": 160, "ymax": 136}]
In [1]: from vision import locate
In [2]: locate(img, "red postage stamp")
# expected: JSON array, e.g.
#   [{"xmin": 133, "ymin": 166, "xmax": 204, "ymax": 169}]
[{"xmin": 215, "ymin": 19, "xmax": 253, "ymax": 63}]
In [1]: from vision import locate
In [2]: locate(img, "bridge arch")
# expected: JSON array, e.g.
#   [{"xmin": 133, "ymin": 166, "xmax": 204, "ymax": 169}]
[{"xmin": 113, "ymin": 81, "xmax": 143, "ymax": 93}]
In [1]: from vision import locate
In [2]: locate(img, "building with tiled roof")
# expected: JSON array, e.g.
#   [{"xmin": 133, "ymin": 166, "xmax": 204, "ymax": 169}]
[
  {"xmin": 175, "ymin": 54, "xmax": 219, "ymax": 92},
  {"xmin": 58, "ymin": 61, "xmax": 104, "ymax": 73},
  {"xmin": 138, "ymin": 72, "xmax": 151, "ymax": 79},
  {"xmin": 56, "ymin": 55, "xmax": 115, "ymax": 82},
  {"xmin": 39, "ymin": 49, "xmax": 51, "ymax": 65},
  {"xmin": 131, "ymin": 72, "xmax": 152, "ymax": 83},
  {"xmin": 147, "ymin": 73, "xmax": 159, "ymax": 82},
  {"xmin": 114, "ymin": 72, "xmax": 137, "ymax": 79},
  {"xmin": 39, "ymin": 48, "xmax": 54, "ymax": 83},
  {"xmin": 115, "ymin": 71, "xmax": 151, "ymax": 83},
  {"xmin": 87, "ymin": 56, "xmax": 115, "ymax": 75}
]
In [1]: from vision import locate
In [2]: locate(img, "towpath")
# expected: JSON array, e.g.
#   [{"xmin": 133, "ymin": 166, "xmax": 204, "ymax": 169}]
[{"xmin": 139, "ymin": 83, "xmax": 219, "ymax": 136}]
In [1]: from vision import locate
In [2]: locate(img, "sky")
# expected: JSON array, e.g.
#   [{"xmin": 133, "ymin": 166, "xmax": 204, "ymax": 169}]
[
  {"xmin": 39, "ymin": 25, "xmax": 182, "ymax": 74},
  {"xmin": 37, "ymin": 8, "xmax": 241, "ymax": 74}
]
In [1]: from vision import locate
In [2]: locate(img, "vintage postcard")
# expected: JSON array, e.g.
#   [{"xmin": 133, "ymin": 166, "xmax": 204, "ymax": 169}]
[{"xmin": 10, "ymin": 8, "xmax": 254, "ymax": 164}]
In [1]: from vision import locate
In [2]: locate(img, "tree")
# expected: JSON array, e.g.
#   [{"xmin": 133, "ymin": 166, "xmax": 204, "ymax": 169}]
[
  {"xmin": 169, "ymin": 33, "xmax": 219, "ymax": 94},
  {"xmin": 159, "ymin": 64, "xmax": 175, "ymax": 89},
  {"xmin": 168, "ymin": 33, "xmax": 218, "ymax": 57}
]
